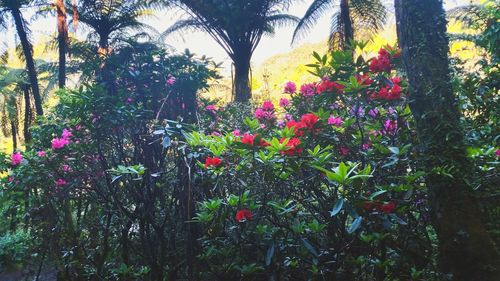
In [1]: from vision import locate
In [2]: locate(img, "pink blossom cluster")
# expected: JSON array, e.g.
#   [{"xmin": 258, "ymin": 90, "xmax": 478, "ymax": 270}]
[
  {"xmin": 52, "ymin": 128, "xmax": 73, "ymax": 150},
  {"xmin": 284, "ymin": 81, "xmax": 297, "ymax": 94},
  {"xmin": 254, "ymin": 100, "xmax": 276, "ymax": 122},
  {"xmin": 300, "ymin": 83, "xmax": 316, "ymax": 97}
]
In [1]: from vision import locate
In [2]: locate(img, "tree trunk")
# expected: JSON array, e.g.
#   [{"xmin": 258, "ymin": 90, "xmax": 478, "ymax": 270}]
[
  {"xmin": 11, "ymin": 8, "xmax": 43, "ymax": 116},
  {"xmin": 56, "ymin": 0, "xmax": 68, "ymax": 89},
  {"xmin": 395, "ymin": 1, "xmax": 500, "ymax": 280},
  {"xmin": 339, "ymin": 0, "xmax": 354, "ymax": 49},
  {"xmin": 23, "ymin": 85, "xmax": 32, "ymax": 143},
  {"xmin": 232, "ymin": 52, "xmax": 252, "ymax": 103},
  {"xmin": 11, "ymin": 120, "xmax": 18, "ymax": 152}
]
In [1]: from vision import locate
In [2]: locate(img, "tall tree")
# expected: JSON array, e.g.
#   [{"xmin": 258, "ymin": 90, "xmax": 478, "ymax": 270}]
[
  {"xmin": 66, "ymin": 0, "xmax": 154, "ymax": 52},
  {"xmin": 56, "ymin": 0, "xmax": 68, "ymax": 88},
  {"xmin": 293, "ymin": 0, "xmax": 387, "ymax": 50},
  {"xmin": 0, "ymin": 0, "xmax": 43, "ymax": 116},
  {"xmin": 164, "ymin": 0, "xmax": 299, "ymax": 102},
  {"xmin": 395, "ymin": 0, "xmax": 500, "ymax": 280}
]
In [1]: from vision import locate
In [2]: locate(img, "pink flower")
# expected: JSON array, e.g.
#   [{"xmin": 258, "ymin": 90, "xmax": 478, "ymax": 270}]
[
  {"xmin": 166, "ymin": 76, "xmax": 176, "ymax": 85},
  {"xmin": 279, "ymin": 98, "xmax": 290, "ymax": 107},
  {"xmin": 37, "ymin": 150, "xmax": 46, "ymax": 157},
  {"xmin": 495, "ymin": 149, "xmax": 500, "ymax": 157},
  {"xmin": 52, "ymin": 137, "xmax": 70, "ymax": 150},
  {"xmin": 11, "ymin": 152, "xmax": 23, "ymax": 166},
  {"xmin": 284, "ymin": 81, "xmax": 297, "ymax": 94},
  {"xmin": 300, "ymin": 83, "xmax": 316, "ymax": 97},
  {"xmin": 262, "ymin": 100, "xmax": 274, "ymax": 111},
  {"xmin": 61, "ymin": 128, "xmax": 73, "ymax": 139},
  {"xmin": 328, "ymin": 116, "xmax": 343, "ymax": 127},
  {"xmin": 55, "ymin": 179, "xmax": 67, "ymax": 186},
  {"xmin": 62, "ymin": 165, "xmax": 72, "ymax": 172},
  {"xmin": 383, "ymin": 120, "xmax": 398, "ymax": 135},
  {"xmin": 211, "ymin": 131, "xmax": 221, "ymax": 136},
  {"xmin": 206, "ymin": 105, "xmax": 217, "ymax": 112},
  {"xmin": 232, "ymin": 129, "xmax": 241, "ymax": 137},
  {"xmin": 126, "ymin": 97, "xmax": 133, "ymax": 104},
  {"xmin": 340, "ymin": 147, "xmax": 349, "ymax": 156}
]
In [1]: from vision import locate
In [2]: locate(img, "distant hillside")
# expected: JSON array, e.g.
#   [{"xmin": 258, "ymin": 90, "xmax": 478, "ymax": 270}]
[{"xmin": 251, "ymin": 40, "xmax": 328, "ymax": 102}]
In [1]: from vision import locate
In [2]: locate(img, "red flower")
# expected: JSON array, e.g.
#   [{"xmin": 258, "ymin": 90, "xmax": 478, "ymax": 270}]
[
  {"xmin": 300, "ymin": 113, "xmax": 319, "ymax": 130},
  {"xmin": 356, "ymin": 74, "xmax": 373, "ymax": 85},
  {"xmin": 316, "ymin": 80, "xmax": 344, "ymax": 94},
  {"xmin": 280, "ymin": 137, "xmax": 302, "ymax": 156},
  {"xmin": 286, "ymin": 120, "xmax": 306, "ymax": 137},
  {"xmin": 241, "ymin": 133, "xmax": 256, "ymax": 146},
  {"xmin": 235, "ymin": 209, "xmax": 253, "ymax": 222},
  {"xmin": 241, "ymin": 133, "xmax": 268, "ymax": 147},
  {"xmin": 379, "ymin": 201, "xmax": 396, "ymax": 214},
  {"xmin": 204, "ymin": 156, "xmax": 222, "ymax": 169}
]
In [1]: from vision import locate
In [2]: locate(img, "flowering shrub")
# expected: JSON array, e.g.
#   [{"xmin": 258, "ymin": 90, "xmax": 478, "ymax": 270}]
[{"xmin": 183, "ymin": 45, "xmax": 440, "ymax": 280}]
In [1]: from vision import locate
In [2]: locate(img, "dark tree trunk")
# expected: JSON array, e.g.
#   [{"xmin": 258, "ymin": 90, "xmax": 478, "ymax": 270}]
[
  {"xmin": 395, "ymin": 1, "xmax": 500, "ymax": 280},
  {"xmin": 11, "ymin": 120, "xmax": 18, "ymax": 152},
  {"xmin": 23, "ymin": 85, "xmax": 32, "ymax": 143},
  {"xmin": 56, "ymin": 0, "xmax": 68, "ymax": 88},
  {"xmin": 339, "ymin": 0, "xmax": 354, "ymax": 49},
  {"xmin": 232, "ymin": 52, "xmax": 252, "ymax": 103},
  {"xmin": 11, "ymin": 8, "xmax": 43, "ymax": 116}
]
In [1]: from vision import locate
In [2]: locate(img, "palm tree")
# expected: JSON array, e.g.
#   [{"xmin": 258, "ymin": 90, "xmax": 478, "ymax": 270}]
[
  {"xmin": 0, "ymin": 0, "xmax": 44, "ymax": 116},
  {"xmin": 163, "ymin": 0, "xmax": 299, "ymax": 102},
  {"xmin": 292, "ymin": 0, "xmax": 387, "ymax": 50},
  {"xmin": 66, "ymin": 0, "xmax": 156, "ymax": 52}
]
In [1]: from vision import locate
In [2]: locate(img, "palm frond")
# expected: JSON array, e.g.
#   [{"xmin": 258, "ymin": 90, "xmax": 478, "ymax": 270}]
[{"xmin": 292, "ymin": 0, "xmax": 334, "ymax": 44}]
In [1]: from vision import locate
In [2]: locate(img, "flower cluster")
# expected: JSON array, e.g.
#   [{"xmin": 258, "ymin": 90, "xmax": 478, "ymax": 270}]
[
  {"xmin": 10, "ymin": 152, "xmax": 23, "ymax": 166},
  {"xmin": 204, "ymin": 156, "xmax": 222, "ymax": 169},
  {"xmin": 316, "ymin": 79, "xmax": 344, "ymax": 94},
  {"xmin": 369, "ymin": 47, "xmax": 395, "ymax": 73},
  {"xmin": 52, "ymin": 128, "xmax": 73, "ymax": 150},
  {"xmin": 254, "ymin": 100, "xmax": 276, "ymax": 122}
]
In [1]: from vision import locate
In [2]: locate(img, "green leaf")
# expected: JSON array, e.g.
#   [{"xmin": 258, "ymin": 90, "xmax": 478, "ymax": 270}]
[
  {"xmin": 347, "ymin": 217, "xmax": 363, "ymax": 234},
  {"xmin": 330, "ymin": 198, "xmax": 344, "ymax": 217},
  {"xmin": 301, "ymin": 238, "xmax": 318, "ymax": 257},
  {"xmin": 265, "ymin": 243, "xmax": 275, "ymax": 266}
]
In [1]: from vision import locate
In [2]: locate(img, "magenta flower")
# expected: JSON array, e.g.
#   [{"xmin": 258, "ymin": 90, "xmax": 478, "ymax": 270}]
[
  {"xmin": 62, "ymin": 165, "xmax": 72, "ymax": 172},
  {"xmin": 206, "ymin": 105, "xmax": 217, "ymax": 112},
  {"xmin": 328, "ymin": 116, "xmax": 343, "ymax": 127},
  {"xmin": 55, "ymin": 179, "xmax": 67, "ymax": 186},
  {"xmin": 37, "ymin": 150, "xmax": 46, "ymax": 157},
  {"xmin": 61, "ymin": 128, "xmax": 73, "ymax": 139},
  {"xmin": 383, "ymin": 120, "xmax": 398, "ymax": 135},
  {"xmin": 232, "ymin": 129, "xmax": 241, "ymax": 137},
  {"xmin": 11, "ymin": 152, "xmax": 23, "ymax": 166},
  {"xmin": 52, "ymin": 137, "xmax": 70, "ymax": 150},
  {"xmin": 279, "ymin": 98, "xmax": 290, "ymax": 107},
  {"xmin": 340, "ymin": 147, "xmax": 349, "ymax": 156},
  {"xmin": 262, "ymin": 100, "xmax": 274, "ymax": 111},
  {"xmin": 284, "ymin": 81, "xmax": 297, "ymax": 94},
  {"xmin": 166, "ymin": 76, "xmax": 176, "ymax": 85},
  {"xmin": 495, "ymin": 149, "xmax": 500, "ymax": 157},
  {"xmin": 300, "ymin": 83, "xmax": 316, "ymax": 97}
]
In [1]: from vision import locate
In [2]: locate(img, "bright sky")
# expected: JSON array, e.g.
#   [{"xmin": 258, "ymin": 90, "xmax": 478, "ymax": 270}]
[{"xmin": 3, "ymin": 0, "xmax": 471, "ymax": 73}]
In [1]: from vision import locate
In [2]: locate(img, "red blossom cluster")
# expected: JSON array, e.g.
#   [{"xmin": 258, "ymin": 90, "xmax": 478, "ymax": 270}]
[
  {"xmin": 363, "ymin": 201, "xmax": 397, "ymax": 214},
  {"xmin": 280, "ymin": 137, "xmax": 302, "ymax": 156},
  {"xmin": 316, "ymin": 79, "xmax": 344, "ymax": 94},
  {"xmin": 369, "ymin": 47, "xmax": 399, "ymax": 73},
  {"xmin": 204, "ymin": 156, "xmax": 222, "ymax": 169},
  {"xmin": 371, "ymin": 77, "xmax": 403, "ymax": 100},
  {"xmin": 235, "ymin": 209, "xmax": 252, "ymax": 222},
  {"xmin": 241, "ymin": 133, "xmax": 269, "ymax": 147},
  {"xmin": 285, "ymin": 113, "xmax": 320, "ymax": 137}
]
